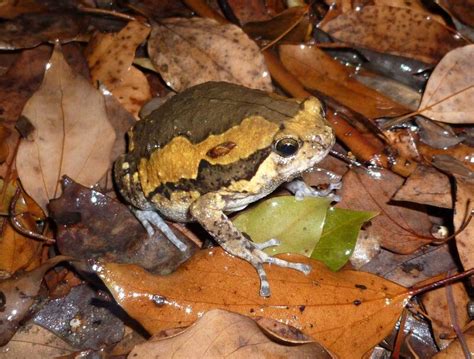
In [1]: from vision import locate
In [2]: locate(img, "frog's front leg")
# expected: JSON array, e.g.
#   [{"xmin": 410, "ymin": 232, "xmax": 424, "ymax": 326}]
[
  {"xmin": 190, "ymin": 193, "xmax": 311, "ymax": 297},
  {"xmin": 133, "ymin": 209, "xmax": 188, "ymax": 252}
]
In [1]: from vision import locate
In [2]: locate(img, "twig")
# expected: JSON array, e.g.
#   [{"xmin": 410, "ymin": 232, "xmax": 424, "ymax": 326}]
[{"xmin": 9, "ymin": 187, "xmax": 55, "ymax": 244}]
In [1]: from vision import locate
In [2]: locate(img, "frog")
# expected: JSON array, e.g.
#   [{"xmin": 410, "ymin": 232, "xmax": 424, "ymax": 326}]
[{"xmin": 114, "ymin": 81, "xmax": 337, "ymax": 297}]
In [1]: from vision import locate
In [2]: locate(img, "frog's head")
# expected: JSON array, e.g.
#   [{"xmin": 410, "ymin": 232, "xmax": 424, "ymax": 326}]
[{"xmin": 268, "ymin": 97, "xmax": 335, "ymax": 178}]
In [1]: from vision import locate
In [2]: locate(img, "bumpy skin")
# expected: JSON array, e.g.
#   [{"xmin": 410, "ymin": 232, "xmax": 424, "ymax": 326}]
[{"xmin": 114, "ymin": 81, "xmax": 335, "ymax": 296}]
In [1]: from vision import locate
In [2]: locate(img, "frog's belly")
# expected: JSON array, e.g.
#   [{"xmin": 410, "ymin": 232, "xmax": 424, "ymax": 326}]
[{"xmin": 149, "ymin": 180, "xmax": 281, "ymax": 223}]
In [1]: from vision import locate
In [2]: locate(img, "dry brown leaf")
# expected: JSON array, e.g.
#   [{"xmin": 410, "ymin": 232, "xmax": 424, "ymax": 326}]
[
  {"xmin": 243, "ymin": 6, "xmax": 311, "ymax": 43},
  {"xmin": 0, "ymin": 179, "xmax": 43, "ymax": 278},
  {"xmin": 0, "ymin": 0, "xmax": 45, "ymax": 19},
  {"xmin": 351, "ymin": 0, "xmax": 446, "ymax": 24},
  {"xmin": 148, "ymin": 17, "xmax": 272, "ymax": 92},
  {"xmin": 361, "ymin": 244, "xmax": 458, "ymax": 287},
  {"xmin": 279, "ymin": 44, "xmax": 408, "ymax": 119},
  {"xmin": 339, "ymin": 170, "xmax": 433, "ymax": 254},
  {"xmin": 98, "ymin": 87, "xmax": 136, "ymax": 190},
  {"xmin": 0, "ymin": 45, "xmax": 50, "ymax": 121},
  {"xmin": 453, "ymin": 177, "xmax": 474, "ymax": 270},
  {"xmin": 86, "ymin": 21, "xmax": 151, "ymax": 118},
  {"xmin": 16, "ymin": 45, "xmax": 115, "ymax": 213},
  {"xmin": 393, "ymin": 165, "xmax": 452, "ymax": 208},
  {"xmin": 321, "ymin": 5, "xmax": 466, "ymax": 64},
  {"xmin": 226, "ymin": 0, "xmax": 277, "ymax": 23},
  {"xmin": 418, "ymin": 45, "xmax": 474, "ymax": 124},
  {"xmin": 434, "ymin": 325, "xmax": 474, "ymax": 358},
  {"xmin": 1, "ymin": 323, "xmax": 75, "ymax": 357},
  {"xmin": 0, "ymin": 124, "xmax": 12, "ymax": 163},
  {"xmin": 421, "ymin": 281, "xmax": 471, "ymax": 348},
  {"xmin": 95, "ymin": 248, "xmax": 410, "ymax": 358},
  {"xmin": 130, "ymin": 310, "xmax": 332, "ymax": 358},
  {"xmin": 437, "ymin": 0, "xmax": 474, "ymax": 27}
]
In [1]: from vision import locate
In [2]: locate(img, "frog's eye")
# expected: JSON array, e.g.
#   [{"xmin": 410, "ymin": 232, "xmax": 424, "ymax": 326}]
[{"xmin": 274, "ymin": 138, "xmax": 300, "ymax": 157}]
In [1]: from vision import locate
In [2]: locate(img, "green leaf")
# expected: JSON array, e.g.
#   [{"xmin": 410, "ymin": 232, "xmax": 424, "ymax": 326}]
[
  {"xmin": 311, "ymin": 208, "xmax": 378, "ymax": 271},
  {"xmin": 233, "ymin": 196, "xmax": 330, "ymax": 256}
]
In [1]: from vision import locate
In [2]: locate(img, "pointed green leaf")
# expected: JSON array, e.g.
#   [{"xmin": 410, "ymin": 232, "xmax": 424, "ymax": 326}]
[
  {"xmin": 233, "ymin": 196, "xmax": 330, "ymax": 256},
  {"xmin": 311, "ymin": 208, "xmax": 378, "ymax": 271}
]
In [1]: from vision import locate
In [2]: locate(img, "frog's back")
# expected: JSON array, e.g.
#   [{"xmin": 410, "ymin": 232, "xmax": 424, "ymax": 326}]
[{"xmin": 129, "ymin": 81, "xmax": 301, "ymax": 158}]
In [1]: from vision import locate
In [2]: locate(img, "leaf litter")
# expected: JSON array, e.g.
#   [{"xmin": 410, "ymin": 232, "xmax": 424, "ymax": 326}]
[
  {"xmin": 16, "ymin": 45, "xmax": 116, "ymax": 212},
  {"xmin": 1, "ymin": 0, "xmax": 473, "ymax": 357}
]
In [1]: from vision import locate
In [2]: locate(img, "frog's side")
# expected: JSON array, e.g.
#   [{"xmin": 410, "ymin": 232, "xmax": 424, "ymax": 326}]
[{"xmin": 114, "ymin": 81, "xmax": 335, "ymax": 296}]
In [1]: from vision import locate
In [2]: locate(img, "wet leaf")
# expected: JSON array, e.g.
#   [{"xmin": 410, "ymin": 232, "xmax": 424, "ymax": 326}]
[
  {"xmin": 361, "ymin": 244, "xmax": 458, "ymax": 287},
  {"xmin": 233, "ymin": 196, "xmax": 330, "ymax": 257},
  {"xmin": 421, "ymin": 281, "xmax": 470, "ymax": 348},
  {"xmin": 339, "ymin": 170, "xmax": 434, "ymax": 254},
  {"xmin": 416, "ymin": 116, "xmax": 466, "ymax": 149},
  {"xmin": 86, "ymin": 21, "xmax": 152, "ymax": 118},
  {"xmin": 279, "ymin": 44, "xmax": 408, "ymax": 119},
  {"xmin": 393, "ymin": 165, "xmax": 452, "ymax": 208},
  {"xmin": 95, "ymin": 248, "xmax": 410, "ymax": 358},
  {"xmin": 418, "ymin": 45, "xmax": 474, "ymax": 124},
  {"xmin": 48, "ymin": 176, "xmax": 196, "ymax": 274},
  {"xmin": 321, "ymin": 5, "xmax": 466, "ymax": 64},
  {"xmin": 33, "ymin": 284, "xmax": 124, "ymax": 350},
  {"xmin": 0, "ymin": 256, "xmax": 69, "ymax": 345},
  {"xmin": 148, "ymin": 17, "xmax": 272, "ymax": 92},
  {"xmin": 130, "ymin": 310, "xmax": 332, "ymax": 358},
  {"xmin": 453, "ymin": 177, "xmax": 474, "ymax": 271},
  {"xmin": 311, "ymin": 207, "xmax": 378, "ymax": 271},
  {"xmin": 16, "ymin": 45, "xmax": 116, "ymax": 213}
]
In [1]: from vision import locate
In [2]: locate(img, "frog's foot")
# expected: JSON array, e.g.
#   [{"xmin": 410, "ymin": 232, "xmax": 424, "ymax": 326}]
[
  {"xmin": 254, "ymin": 238, "xmax": 280, "ymax": 250},
  {"xmin": 190, "ymin": 194, "xmax": 311, "ymax": 297},
  {"xmin": 133, "ymin": 209, "xmax": 188, "ymax": 252},
  {"xmin": 286, "ymin": 170, "xmax": 342, "ymax": 202},
  {"xmin": 245, "ymin": 242, "xmax": 311, "ymax": 297}
]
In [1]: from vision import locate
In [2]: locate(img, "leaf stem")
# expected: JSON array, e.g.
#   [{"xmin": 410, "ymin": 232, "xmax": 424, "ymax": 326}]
[{"xmin": 409, "ymin": 268, "xmax": 474, "ymax": 297}]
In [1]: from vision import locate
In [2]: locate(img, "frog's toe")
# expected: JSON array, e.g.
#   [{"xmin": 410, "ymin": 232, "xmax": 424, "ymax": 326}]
[
  {"xmin": 266, "ymin": 256, "xmax": 311, "ymax": 275},
  {"xmin": 254, "ymin": 238, "xmax": 280, "ymax": 250},
  {"xmin": 133, "ymin": 209, "xmax": 188, "ymax": 252},
  {"xmin": 256, "ymin": 264, "xmax": 271, "ymax": 297}
]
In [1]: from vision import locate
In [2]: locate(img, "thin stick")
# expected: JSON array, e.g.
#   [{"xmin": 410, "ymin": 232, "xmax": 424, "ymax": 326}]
[{"xmin": 77, "ymin": 5, "xmax": 138, "ymax": 22}]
